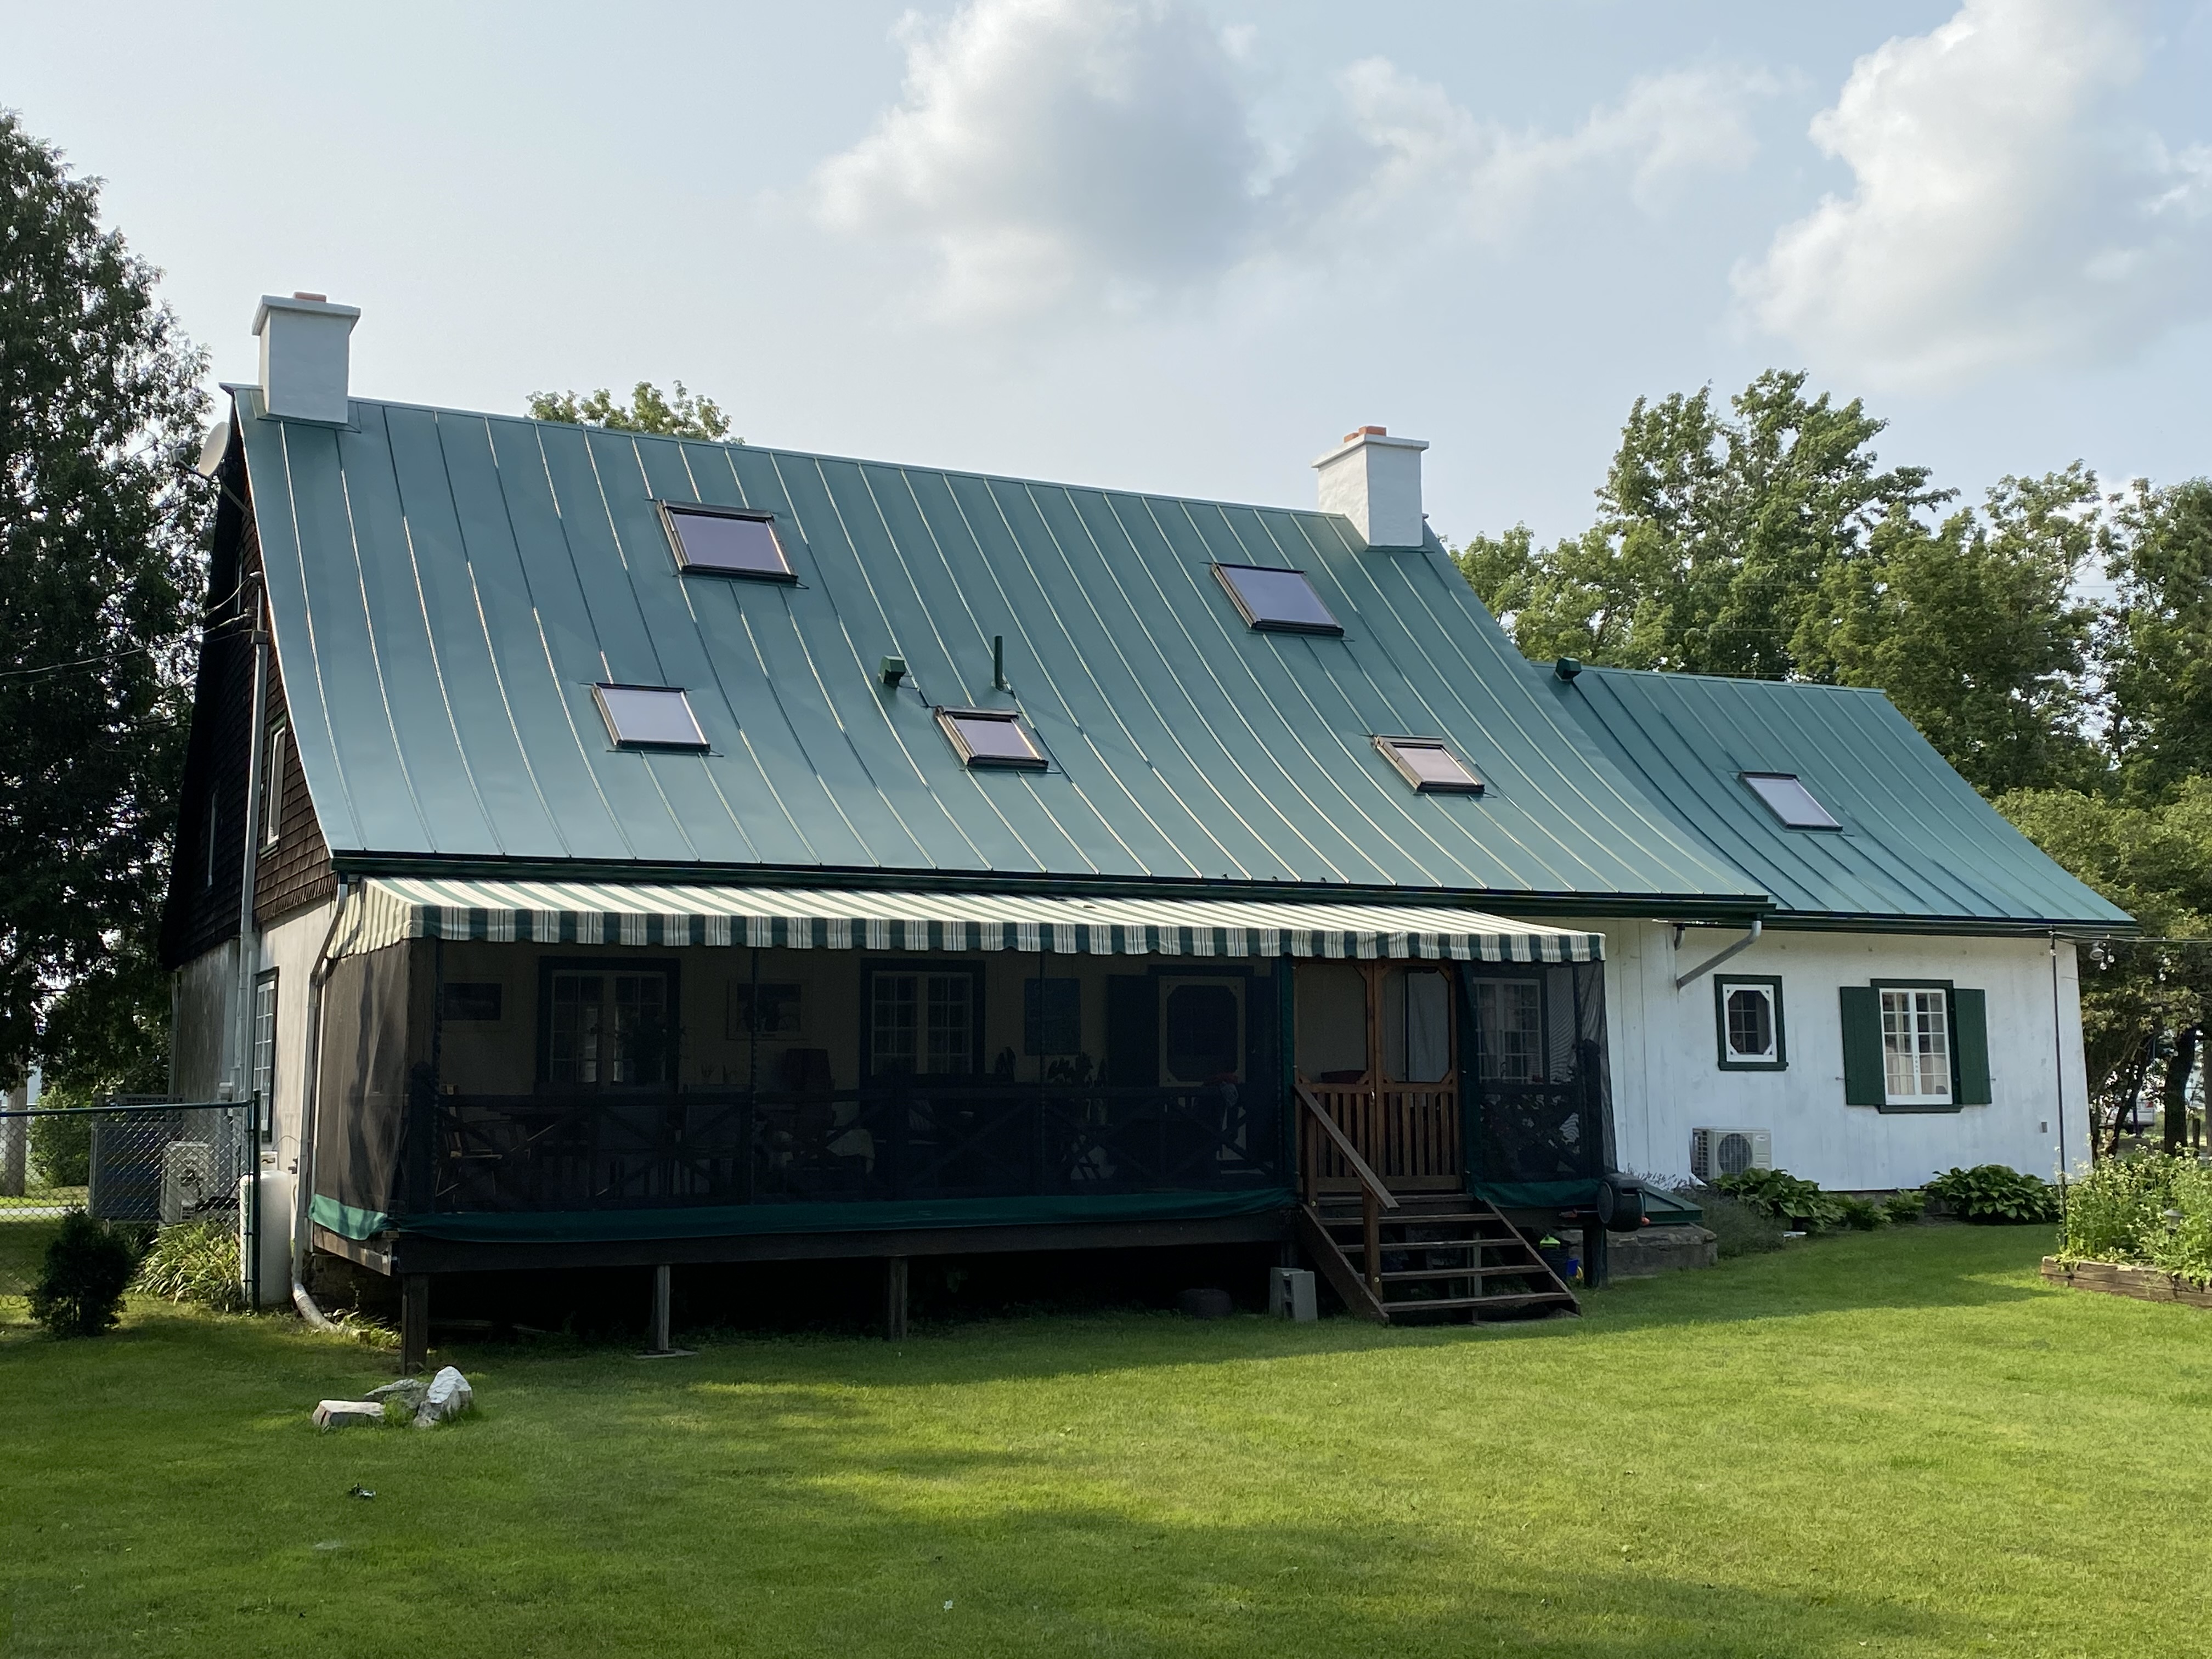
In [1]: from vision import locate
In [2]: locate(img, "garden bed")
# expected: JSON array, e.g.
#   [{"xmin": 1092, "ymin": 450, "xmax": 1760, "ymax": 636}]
[{"xmin": 2041, "ymin": 1255, "xmax": 2212, "ymax": 1308}]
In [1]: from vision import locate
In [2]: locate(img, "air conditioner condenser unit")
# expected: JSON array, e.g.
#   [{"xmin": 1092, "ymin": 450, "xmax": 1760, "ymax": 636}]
[{"xmin": 1690, "ymin": 1127, "xmax": 1773, "ymax": 1183}]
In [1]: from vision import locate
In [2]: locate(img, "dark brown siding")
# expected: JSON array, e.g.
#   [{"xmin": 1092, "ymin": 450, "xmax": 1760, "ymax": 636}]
[{"xmin": 160, "ymin": 472, "xmax": 337, "ymax": 969}]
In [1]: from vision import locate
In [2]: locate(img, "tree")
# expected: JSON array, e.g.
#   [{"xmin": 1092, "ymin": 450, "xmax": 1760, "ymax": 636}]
[
  {"xmin": 1457, "ymin": 371, "xmax": 2101, "ymax": 795},
  {"xmin": 1996, "ymin": 783, "xmax": 2212, "ymax": 1154},
  {"xmin": 2098, "ymin": 477, "xmax": 2212, "ymax": 801},
  {"xmin": 0, "ymin": 111, "xmax": 209, "ymax": 1091},
  {"xmin": 525, "ymin": 381, "xmax": 736, "ymax": 441}
]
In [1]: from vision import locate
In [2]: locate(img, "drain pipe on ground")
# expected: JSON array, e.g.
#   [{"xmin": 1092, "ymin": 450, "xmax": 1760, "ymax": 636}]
[
  {"xmin": 1674, "ymin": 918, "xmax": 1763, "ymax": 992},
  {"xmin": 290, "ymin": 876, "xmax": 357, "ymax": 1329}
]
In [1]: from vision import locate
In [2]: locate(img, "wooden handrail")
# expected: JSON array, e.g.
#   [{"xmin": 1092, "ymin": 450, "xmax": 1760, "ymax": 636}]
[{"xmin": 1295, "ymin": 1084, "xmax": 1399, "ymax": 1212}]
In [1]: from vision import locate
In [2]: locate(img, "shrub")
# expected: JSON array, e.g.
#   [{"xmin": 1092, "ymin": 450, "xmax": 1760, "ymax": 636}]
[
  {"xmin": 1716, "ymin": 1167, "xmax": 1847, "ymax": 1231},
  {"xmin": 27, "ymin": 1105, "xmax": 92, "ymax": 1188},
  {"xmin": 1925, "ymin": 1164, "xmax": 2061, "ymax": 1224},
  {"xmin": 2063, "ymin": 1155, "xmax": 2212, "ymax": 1285},
  {"xmin": 136, "ymin": 1220, "xmax": 246, "ymax": 1313},
  {"xmin": 1836, "ymin": 1194, "xmax": 1887, "ymax": 1231},
  {"xmin": 27, "ymin": 1211, "xmax": 143, "ymax": 1337},
  {"xmin": 1690, "ymin": 1190, "xmax": 1786, "ymax": 1257},
  {"xmin": 1881, "ymin": 1188, "xmax": 1927, "ymax": 1224}
]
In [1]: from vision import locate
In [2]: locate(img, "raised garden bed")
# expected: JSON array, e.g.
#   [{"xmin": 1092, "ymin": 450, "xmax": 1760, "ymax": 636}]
[{"xmin": 2041, "ymin": 1256, "xmax": 2212, "ymax": 1309}]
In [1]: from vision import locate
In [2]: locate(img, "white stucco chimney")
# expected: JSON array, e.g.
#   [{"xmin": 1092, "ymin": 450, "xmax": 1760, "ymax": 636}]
[
  {"xmin": 252, "ymin": 292, "xmax": 360, "ymax": 425},
  {"xmin": 1312, "ymin": 425, "xmax": 1429, "ymax": 549}
]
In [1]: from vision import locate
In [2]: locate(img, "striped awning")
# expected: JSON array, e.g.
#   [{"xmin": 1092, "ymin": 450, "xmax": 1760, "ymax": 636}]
[{"xmin": 338, "ymin": 877, "xmax": 1602, "ymax": 963}]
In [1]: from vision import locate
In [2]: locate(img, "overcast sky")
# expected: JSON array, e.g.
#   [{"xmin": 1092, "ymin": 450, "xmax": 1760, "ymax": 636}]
[{"xmin": 8, "ymin": 0, "xmax": 2208, "ymax": 545}]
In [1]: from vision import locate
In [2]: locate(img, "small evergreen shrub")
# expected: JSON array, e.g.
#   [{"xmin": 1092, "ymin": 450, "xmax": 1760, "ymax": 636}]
[
  {"xmin": 1881, "ymin": 1188, "xmax": 1927, "ymax": 1224},
  {"xmin": 27, "ymin": 1211, "xmax": 143, "ymax": 1337},
  {"xmin": 1690, "ymin": 1191, "xmax": 1786, "ymax": 1257},
  {"xmin": 137, "ymin": 1220, "xmax": 247, "ymax": 1313},
  {"xmin": 1925, "ymin": 1164, "xmax": 2061, "ymax": 1224},
  {"xmin": 1716, "ymin": 1167, "xmax": 1847, "ymax": 1231}
]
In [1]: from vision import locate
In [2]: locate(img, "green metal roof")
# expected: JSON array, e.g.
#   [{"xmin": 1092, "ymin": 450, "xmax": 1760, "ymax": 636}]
[
  {"xmin": 340, "ymin": 878, "xmax": 1604, "ymax": 961},
  {"xmin": 232, "ymin": 388, "xmax": 1760, "ymax": 911},
  {"xmin": 1551, "ymin": 667, "xmax": 2131, "ymax": 930}
]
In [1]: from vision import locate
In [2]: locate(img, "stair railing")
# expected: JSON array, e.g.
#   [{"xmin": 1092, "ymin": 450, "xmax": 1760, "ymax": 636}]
[{"xmin": 1296, "ymin": 1083, "xmax": 1398, "ymax": 1296}]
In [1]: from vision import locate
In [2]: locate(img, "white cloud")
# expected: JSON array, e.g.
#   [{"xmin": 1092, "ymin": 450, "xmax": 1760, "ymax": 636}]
[
  {"xmin": 1736, "ymin": 0, "xmax": 2212, "ymax": 390},
  {"xmin": 815, "ymin": 0, "xmax": 1773, "ymax": 319},
  {"xmin": 813, "ymin": 0, "xmax": 1263, "ymax": 317}
]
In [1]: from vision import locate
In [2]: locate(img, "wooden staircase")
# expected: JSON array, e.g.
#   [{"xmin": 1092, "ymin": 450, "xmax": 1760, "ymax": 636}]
[{"xmin": 1295, "ymin": 1084, "xmax": 1578, "ymax": 1325}]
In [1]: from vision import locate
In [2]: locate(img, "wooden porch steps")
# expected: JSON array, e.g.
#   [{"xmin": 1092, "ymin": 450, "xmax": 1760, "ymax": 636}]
[{"xmin": 1294, "ymin": 1194, "xmax": 1581, "ymax": 1325}]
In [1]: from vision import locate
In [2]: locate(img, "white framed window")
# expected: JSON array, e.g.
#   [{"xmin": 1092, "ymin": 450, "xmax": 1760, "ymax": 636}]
[
  {"xmin": 1880, "ymin": 987, "xmax": 1952, "ymax": 1107},
  {"xmin": 545, "ymin": 966, "xmax": 675, "ymax": 1086},
  {"xmin": 261, "ymin": 720, "xmax": 289, "ymax": 849},
  {"xmin": 1473, "ymin": 978, "xmax": 1544, "ymax": 1083},
  {"xmin": 1715, "ymin": 976, "xmax": 1785, "ymax": 1070},
  {"xmin": 869, "ymin": 969, "xmax": 976, "ymax": 1078},
  {"xmin": 251, "ymin": 969, "xmax": 279, "ymax": 1139}
]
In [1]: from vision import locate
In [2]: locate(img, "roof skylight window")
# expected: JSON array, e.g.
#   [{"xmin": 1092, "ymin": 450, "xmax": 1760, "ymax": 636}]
[
  {"xmin": 1375, "ymin": 736, "xmax": 1485, "ymax": 795},
  {"xmin": 939, "ymin": 708, "xmax": 1046, "ymax": 770},
  {"xmin": 1212, "ymin": 563, "xmax": 1342, "ymax": 635},
  {"xmin": 1742, "ymin": 772, "xmax": 1839, "ymax": 830},
  {"xmin": 594, "ymin": 684, "xmax": 709, "ymax": 751},
  {"xmin": 659, "ymin": 503, "xmax": 793, "ymax": 580}
]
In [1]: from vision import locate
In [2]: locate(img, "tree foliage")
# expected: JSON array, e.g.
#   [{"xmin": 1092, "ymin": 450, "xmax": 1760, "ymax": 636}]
[
  {"xmin": 525, "ymin": 381, "xmax": 735, "ymax": 442},
  {"xmin": 0, "ymin": 111, "xmax": 209, "ymax": 1088},
  {"xmin": 2099, "ymin": 478, "xmax": 2212, "ymax": 801},
  {"xmin": 1457, "ymin": 371, "xmax": 2099, "ymax": 795}
]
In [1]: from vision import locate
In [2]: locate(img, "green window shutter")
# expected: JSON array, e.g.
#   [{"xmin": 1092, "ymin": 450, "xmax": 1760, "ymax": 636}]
[
  {"xmin": 1839, "ymin": 986, "xmax": 1884, "ymax": 1105},
  {"xmin": 1105, "ymin": 976, "xmax": 1157, "ymax": 1088},
  {"xmin": 1952, "ymin": 988, "xmax": 1992, "ymax": 1105}
]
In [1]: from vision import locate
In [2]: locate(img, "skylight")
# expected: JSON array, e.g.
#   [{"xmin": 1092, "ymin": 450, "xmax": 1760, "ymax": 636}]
[
  {"xmin": 1375, "ymin": 736, "xmax": 1484, "ymax": 795},
  {"xmin": 1212, "ymin": 563, "xmax": 1342, "ymax": 635},
  {"xmin": 594, "ymin": 684, "xmax": 709, "ymax": 751},
  {"xmin": 659, "ymin": 503, "xmax": 793, "ymax": 580},
  {"xmin": 1742, "ymin": 772, "xmax": 1839, "ymax": 830},
  {"xmin": 940, "ymin": 708, "xmax": 1046, "ymax": 770}
]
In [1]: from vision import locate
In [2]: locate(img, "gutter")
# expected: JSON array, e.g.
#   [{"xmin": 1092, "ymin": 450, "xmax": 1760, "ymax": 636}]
[{"xmin": 1675, "ymin": 918, "xmax": 1762, "ymax": 992}]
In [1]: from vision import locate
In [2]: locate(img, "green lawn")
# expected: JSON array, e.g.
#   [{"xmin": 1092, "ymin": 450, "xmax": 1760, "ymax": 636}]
[{"xmin": 3, "ymin": 1223, "xmax": 2206, "ymax": 1658}]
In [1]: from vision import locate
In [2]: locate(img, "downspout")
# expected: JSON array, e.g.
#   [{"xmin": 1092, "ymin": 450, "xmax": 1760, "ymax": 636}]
[
  {"xmin": 1674, "ymin": 918, "xmax": 1762, "ymax": 992},
  {"xmin": 232, "ymin": 585, "xmax": 270, "ymax": 1102},
  {"xmin": 290, "ymin": 876, "xmax": 356, "ymax": 1329}
]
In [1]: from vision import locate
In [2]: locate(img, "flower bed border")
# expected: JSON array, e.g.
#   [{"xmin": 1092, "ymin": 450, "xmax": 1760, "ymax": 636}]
[{"xmin": 2041, "ymin": 1257, "xmax": 2212, "ymax": 1309}]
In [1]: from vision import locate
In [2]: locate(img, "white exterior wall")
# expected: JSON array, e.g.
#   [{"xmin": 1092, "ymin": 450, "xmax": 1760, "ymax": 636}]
[
  {"xmin": 258, "ymin": 900, "xmax": 340, "ymax": 1184},
  {"xmin": 1572, "ymin": 919, "xmax": 2086, "ymax": 1191}
]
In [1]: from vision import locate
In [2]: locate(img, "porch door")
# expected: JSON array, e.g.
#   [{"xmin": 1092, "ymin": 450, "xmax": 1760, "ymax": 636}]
[{"xmin": 1294, "ymin": 961, "xmax": 1461, "ymax": 1193}]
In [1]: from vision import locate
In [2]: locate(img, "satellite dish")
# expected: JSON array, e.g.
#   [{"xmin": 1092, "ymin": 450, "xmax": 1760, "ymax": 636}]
[{"xmin": 193, "ymin": 419, "xmax": 232, "ymax": 479}]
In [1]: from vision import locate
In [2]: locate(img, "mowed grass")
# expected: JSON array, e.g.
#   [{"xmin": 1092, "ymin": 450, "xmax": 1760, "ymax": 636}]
[{"xmin": 3, "ymin": 1223, "xmax": 2208, "ymax": 1658}]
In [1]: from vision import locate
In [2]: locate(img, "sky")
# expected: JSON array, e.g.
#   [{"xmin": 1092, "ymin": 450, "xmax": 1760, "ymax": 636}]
[{"xmin": 7, "ymin": 0, "xmax": 2209, "ymax": 548}]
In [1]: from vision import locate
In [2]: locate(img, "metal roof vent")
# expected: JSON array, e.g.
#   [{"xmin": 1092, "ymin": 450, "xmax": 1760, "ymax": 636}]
[
  {"xmin": 252, "ymin": 291, "xmax": 360, "ymax": 425},
  {"xmin": 1313, "ymin": 424, "xmax": 1429, "ymax": 549}
]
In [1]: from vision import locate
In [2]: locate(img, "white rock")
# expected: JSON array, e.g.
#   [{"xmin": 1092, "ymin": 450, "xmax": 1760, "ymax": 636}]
[
  {"xmin": 413, "ymin": 1365, "xmax": 473, "ymax": 1427},
  {"xmin": 313, "ymin": 1400, "xmax": 386, "ymax": 1431}
]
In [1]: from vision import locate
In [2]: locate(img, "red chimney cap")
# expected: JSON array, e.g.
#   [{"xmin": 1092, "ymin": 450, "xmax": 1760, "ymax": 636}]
[{"xmin": 1342, "ymin": 425, "xmax": 1387, "ymax": 443}]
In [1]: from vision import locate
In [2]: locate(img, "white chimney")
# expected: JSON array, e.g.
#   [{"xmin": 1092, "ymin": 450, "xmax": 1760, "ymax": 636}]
[
  {"xmin": 1312, "ymin": 425, "xmax": 1429, "ymax": 548},
  {"xmin": 252, "ymin": 291, "xmax": 360, "ymax": 425}
]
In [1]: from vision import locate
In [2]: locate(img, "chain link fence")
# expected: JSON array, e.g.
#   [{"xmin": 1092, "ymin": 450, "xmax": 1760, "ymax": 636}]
[{"xmin": 0, "ymin": 1099, "xmax": 260, "ymax": 1298}]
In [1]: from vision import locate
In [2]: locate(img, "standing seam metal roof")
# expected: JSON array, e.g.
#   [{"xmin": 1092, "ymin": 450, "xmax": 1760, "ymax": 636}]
[
  {"xmin": 1551, "ymin": 666, "xmax": 2131, "ymax": 928},
  {"xmin": 233, "ymin": 388, "xmax": 1760, "ymax": 907}
]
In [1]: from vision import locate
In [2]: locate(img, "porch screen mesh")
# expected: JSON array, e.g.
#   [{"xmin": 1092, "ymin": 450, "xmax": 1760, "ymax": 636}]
[
  {"xmin": 313, "ymin": 941, "xmax": 419, "ymax": 1234},
  {"xmin": 1465, "ymin": 958, "xmax": 1615, "ymax": 1209}
]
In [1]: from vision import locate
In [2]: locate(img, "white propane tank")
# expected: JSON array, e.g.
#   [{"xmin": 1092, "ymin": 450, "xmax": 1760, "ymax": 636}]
[{"xmin": 236, "ymin": 1169, "xmax": 295, "ymax": 1307}]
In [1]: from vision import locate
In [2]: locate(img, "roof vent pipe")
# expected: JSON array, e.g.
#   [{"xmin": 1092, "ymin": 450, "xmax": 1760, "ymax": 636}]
[
  {"xmin": 252, "ymin": 292, "xmax": 360, "ymax": 425},
  {"xmin": 1313, "ymin": 425, "xmax": 1429, "ymax": 549}
]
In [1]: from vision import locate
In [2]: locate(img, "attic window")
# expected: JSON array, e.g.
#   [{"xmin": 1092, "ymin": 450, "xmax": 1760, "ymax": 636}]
[
  {"xmin": 939, "ymin": 708, "xmax": 1046, "ymax": 770},
  {"xmin": 594, "ymin": 684, "xmax": 709, "ymax": 751},
  {"xmin": 1742, "ymin": 772, "xmax": 1839, "ymax": 830},
  {"xmin": 1212, "ymin": 563, "xmax": 1341, "ymax": 635},
  {"xmin": 659, "ymin": 503, "xmax": 793, "ymax": 580},
  {"xmin": 1375, "ymin": 736, "xmax": 1484, "ymax": 795}
]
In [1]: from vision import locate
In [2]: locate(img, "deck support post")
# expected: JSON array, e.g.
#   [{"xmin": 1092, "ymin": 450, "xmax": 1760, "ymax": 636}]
[
  {"xmin": 884, "ymin": 1255, "xmax": 909, "ymax": 1341},
  {"xmin": 1583, "ymin": 1226, "xmax": 1609, "ymax": 1291},
  {"xmin": 649, "ymin": 1263, "xmax": 673, "ymax": 1353},
  {"xmin": 399, "ymin": 1274, "xmax": 430, "ymax": 1375}
]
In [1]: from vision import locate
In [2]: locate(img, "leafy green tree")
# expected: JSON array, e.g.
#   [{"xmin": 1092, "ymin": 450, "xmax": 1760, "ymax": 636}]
[
  {"xmin": 1996, "ymin": 783, "xmax": 2212, "ymax": 1153},
  {"xmin": 526, "ymin": 381, "xmax": 736, "ymax": 441},
  {"xmin": 2098, "ymin": 478, "xmax": 2212, "ymax": 801},
  {"xmin": 1457, "ymin": 371, "xmax": 2100, "ymax": 795},
  {"xmin": 0, "ymin": 111, "xmax": 208, "ymax": 1090}
]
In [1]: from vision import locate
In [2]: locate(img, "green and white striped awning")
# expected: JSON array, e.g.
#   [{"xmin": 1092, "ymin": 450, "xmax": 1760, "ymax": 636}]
[{"xmin": 340, "ymin": 877, "xmax": 1601, "ymax": 963}]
